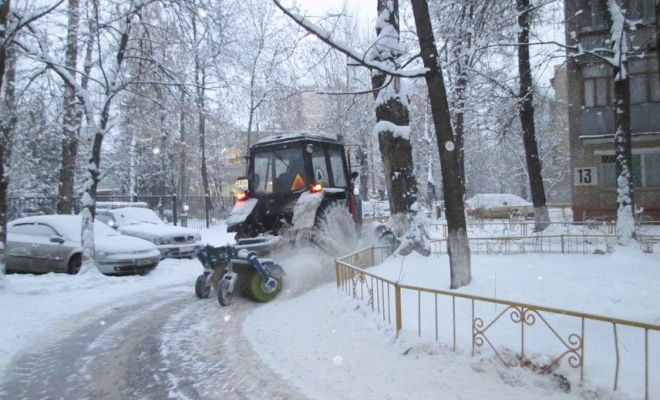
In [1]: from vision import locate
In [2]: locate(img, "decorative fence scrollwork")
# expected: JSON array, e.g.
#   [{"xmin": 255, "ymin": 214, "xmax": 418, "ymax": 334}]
[{"xmin": 336, "ymin": 246, "xmax": 660, "ymax": 400}]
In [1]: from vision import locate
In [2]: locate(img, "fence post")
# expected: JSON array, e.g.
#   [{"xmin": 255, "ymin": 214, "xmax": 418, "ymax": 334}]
[
  {"xmin": 395, "ymin": 284, "xmax": 402, "ymax": 338},
  {"xmin": 172, "ymin": 195, "xmax": 178, "ymax": 226},
  {"xmin": 205, "ymin": 194, "xmax": 211, "ymax": 228}
]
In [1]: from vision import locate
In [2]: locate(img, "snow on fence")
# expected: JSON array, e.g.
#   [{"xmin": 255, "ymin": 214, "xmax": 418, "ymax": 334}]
[{"xmin": 335, "ymin": 246, "xmax": 660, "ymax": 400}]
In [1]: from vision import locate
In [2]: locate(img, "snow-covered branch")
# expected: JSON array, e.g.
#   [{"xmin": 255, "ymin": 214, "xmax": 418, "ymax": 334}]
[{"xmin": 271, "ymin": 0, "xmax": 428, "ymax": 79}]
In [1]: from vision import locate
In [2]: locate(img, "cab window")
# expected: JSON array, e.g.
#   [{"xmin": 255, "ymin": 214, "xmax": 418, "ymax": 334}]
[
  {"xmin": 329, "ymin": 148, "xmax": 348, "ymax": 188},
  {"xmin": 253, "ymin": 147, "xmax": 306, "ymax": 193}
]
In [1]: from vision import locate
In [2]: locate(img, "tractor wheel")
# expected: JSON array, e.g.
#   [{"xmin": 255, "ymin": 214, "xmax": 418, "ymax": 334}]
[
  {"xmin": 217, "ymin": 279, "xmax": 233, "ymax": 306},
  {"xmin": 195, "ymin": 274, "xmax": 211, "ymax": 299},
  {"xmin": 246, "ymin": 271, "xmax": 282, "ymax": 303}
]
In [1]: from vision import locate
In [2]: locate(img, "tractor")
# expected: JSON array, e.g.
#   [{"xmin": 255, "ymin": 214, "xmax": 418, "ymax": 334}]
[{"xmin": 196, "ymin": 133, "xmax": 393, "ymax": 305}]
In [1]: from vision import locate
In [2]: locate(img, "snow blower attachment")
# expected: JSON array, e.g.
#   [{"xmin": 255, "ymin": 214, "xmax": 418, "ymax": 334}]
[{"xmin": 195, "ymin": 237, "xmax": 284, "ymax": 306}]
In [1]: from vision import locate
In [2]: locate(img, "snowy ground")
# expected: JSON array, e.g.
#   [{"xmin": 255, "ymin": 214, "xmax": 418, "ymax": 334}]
[{"xmin": 1, "ymin": 220, "xmax": 659, "ymax": 400}]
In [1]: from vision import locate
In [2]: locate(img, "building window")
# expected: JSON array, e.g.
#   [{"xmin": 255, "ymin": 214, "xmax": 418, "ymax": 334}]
[
  {"xmin": 581, "ymin": 0, "xmax": 655, "ymax": 29},
  {"xmin": 582, "ymin": 64, "xmax": 612, "ymax": 107},
  {"xmin": 627, "ymin": 0, "xmax": 655, "ymax": 22},
  {"xmin": 588, "ymin": 0, "xmax": 607, "ymax": 28},
  {"xmin": 630, "ymin": 57, "xmax": 660, "ymax": 104},
  {"xmin": 601, "ymin": 152, "xmax": 659, "ymax": 188},
  {"xmin": 582, "ymin": 58, "xmax": 660, "ymax": 107}
]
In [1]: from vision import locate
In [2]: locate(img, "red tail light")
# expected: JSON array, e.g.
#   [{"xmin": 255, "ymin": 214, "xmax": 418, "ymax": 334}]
[
  {"xmin": 235, "ymin": 190, "xmax": 249, "ymax": 201},
  {"xmin": 309, "ymin": 183, "xmax": 323, "ymax": 193}
]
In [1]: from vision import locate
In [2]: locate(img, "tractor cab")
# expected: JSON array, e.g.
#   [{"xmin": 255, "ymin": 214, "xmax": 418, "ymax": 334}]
[{"xmin": 227, "ymin": 134, "xmax": 359, "ymax": 239}]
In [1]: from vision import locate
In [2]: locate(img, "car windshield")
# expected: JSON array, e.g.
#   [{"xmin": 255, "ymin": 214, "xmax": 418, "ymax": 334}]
[{"xmin": 113, "ymin": 208, "xmax": 164, "ymax": 226}]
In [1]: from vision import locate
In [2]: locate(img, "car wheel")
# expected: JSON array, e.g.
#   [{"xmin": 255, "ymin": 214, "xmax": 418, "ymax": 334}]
[
  {"xmin": 195, "ymin": 274, "xmax": 211, "ymax": 299},
  {"xmin": 217, "ymin": 279, "xmax": 233, "ymax": 306},
  {"xmin": 67, "ymin": 255, "xmax": 82, "ymax": 275},
  {"xmin": 246, "ymin": 271, "xmax": 282, "ymax": 303}
]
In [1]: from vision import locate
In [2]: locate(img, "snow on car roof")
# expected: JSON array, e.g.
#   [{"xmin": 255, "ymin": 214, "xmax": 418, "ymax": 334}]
[
  {"xmin": 106, "ymin": 207, "xmax": 163, "ymax": 224},
  {"xmin": 9, "ymin": 214, "xmax": 120, "ymax": 239}
]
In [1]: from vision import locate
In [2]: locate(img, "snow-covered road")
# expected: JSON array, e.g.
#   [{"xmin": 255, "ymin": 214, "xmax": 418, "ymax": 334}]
[{"xmin": 1, "ymin": 280, "xmax": 306, "ymax": 399}]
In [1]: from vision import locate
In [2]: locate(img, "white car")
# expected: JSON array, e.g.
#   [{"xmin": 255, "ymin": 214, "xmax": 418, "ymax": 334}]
[
  {"xmin": 97, "ymin": 207, "xmax": 204, "ymax": 259},
  {"xmin": 6, "ymin": 215, "xmax": 161, "ymax": 276}
]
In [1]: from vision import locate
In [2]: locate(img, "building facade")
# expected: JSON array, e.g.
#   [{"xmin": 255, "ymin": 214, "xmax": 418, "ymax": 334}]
[{"xmin": 564, "ymin": 0, "xmax": 660, "ymax": 221}]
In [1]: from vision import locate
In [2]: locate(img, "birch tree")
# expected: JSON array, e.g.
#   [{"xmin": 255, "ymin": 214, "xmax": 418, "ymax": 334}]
[
  {"xmin": 56, "ymin": 0, "xmax": 81, "ymax": 215},
  {"xmin": 19, "ymin": 0, "xmax": 158, "ymax": 273}
]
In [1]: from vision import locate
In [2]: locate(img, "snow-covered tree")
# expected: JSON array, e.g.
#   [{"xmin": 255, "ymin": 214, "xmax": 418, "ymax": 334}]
[
  {"xmin": 369, "ymin": 0, "xmax": 430, "ymax": 256},
  {"xmin": 0, "ymin": 0, "xmax": 65, "ymax": 281}
]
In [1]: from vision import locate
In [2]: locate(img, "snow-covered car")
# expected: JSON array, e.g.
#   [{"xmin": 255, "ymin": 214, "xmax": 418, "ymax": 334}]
[
  {"xmin": 465, "ymin": 193, "xmax": 534, "ymax": 219},
  {"xmin": 97, "ymin": 207, "xmax": 203, "ymax": 259},
  {"xmin": 5, "ymin": 215, "xmax": 161, "ymax": 276}
]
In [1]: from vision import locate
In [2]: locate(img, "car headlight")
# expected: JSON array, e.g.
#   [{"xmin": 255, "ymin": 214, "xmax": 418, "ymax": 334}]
[
  {"xmin": 155, "ymin": 237, "xmax": 173, "ymax": 245},
  {"xmin": 96, "ymin": 250, "xmax": 109, "ymax": 256}
]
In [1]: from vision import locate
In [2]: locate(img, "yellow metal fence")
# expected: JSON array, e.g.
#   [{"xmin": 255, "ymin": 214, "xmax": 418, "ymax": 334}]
[{"xmin": 335, "ymin": 246, "xmax": 660, "ymax": 400}]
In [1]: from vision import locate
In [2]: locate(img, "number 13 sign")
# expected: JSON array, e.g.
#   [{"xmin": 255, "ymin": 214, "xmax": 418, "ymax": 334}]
[{"xmin": 575, "ymin": 167, "xmax": 597, "ymax": 185}]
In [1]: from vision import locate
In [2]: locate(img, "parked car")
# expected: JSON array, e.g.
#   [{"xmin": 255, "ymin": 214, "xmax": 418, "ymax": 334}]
[
  {"xmin": 97, "ymin": 207, "xmax": 203, "ymax": 259},
  {"xmin": 5, "ymin": 215, "xmax": 161, "ymax": 276},
  {"xmin": 465, "ymin": 193, "xmax": 534, "ymax": 219}
]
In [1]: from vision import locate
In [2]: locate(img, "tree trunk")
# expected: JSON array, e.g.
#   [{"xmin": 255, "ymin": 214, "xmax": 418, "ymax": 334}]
[
  {"xmin": 0, "ymin": 47, "xmax": 16, "ymax": 263},
  {"xmin": 613, "ymin": 73, "xmax": 635, "ymax": 241},
  {"xmin": 603, "ymin": 0, "xmax": 635, "ymax": 242},
  {"xmin": 57, "ymin": 0, "xmax": 81, "ymax": 215},
  {"xmin": 178, "ymin": 89, "xmax": 187, "ymax": 203},
  {"xmin": 410, "ymin": 0, "xmax": 471, "ymax": 289},
  {"xmin": 656, "ymin": 0, "xmax": 660, "ymax": 83},
  {"xmin": 0, "ymin": 0, "xmax": 10, "ymax": 271},
  {"xmin": 516, "ymin": 0, "xmax": 549, "ymax": 231},
  {"xmin": 371, "ymin": 0, "xmax": 429, "ymax": 256}
]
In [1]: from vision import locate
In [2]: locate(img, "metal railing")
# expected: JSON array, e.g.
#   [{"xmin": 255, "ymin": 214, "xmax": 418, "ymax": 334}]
[
  {"xmin": 429, "ymin": 220, "xmax": 660, "ymax": 238},
  {"xmin": 335, "ymin": 246, "xmax": 660, "ymax": 399},
  {"xmin": 428, "ymin": 234, "xmax": 658, "ymax": 255}
]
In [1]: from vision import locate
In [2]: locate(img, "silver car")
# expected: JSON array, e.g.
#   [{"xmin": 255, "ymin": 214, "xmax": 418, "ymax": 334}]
[
  {"xmin": 97, "ymin": 207, "xmax": 203, "ymax": 259},
  {"xmin": 6, "ymin": 215, "xmax": 161, "ymax": 276}
]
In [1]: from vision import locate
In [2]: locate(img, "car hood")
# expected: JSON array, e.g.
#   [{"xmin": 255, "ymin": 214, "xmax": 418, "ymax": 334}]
[
  {"xmin": 96, "ymin": 233, "xmax": 158, "ymax": 253},
  {"xmin": 117, "ymin": 224, "xmax": 200, "ymax": 239}
]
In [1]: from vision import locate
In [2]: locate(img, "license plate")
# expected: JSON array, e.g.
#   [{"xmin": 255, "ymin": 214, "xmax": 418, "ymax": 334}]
[
  {"xmin": 180, "ymin": 246, "xmax": 194, "ymax": 253},
  {"xmin": 136, "ymin": 258, "xmax": 152, "ymax": 266}
]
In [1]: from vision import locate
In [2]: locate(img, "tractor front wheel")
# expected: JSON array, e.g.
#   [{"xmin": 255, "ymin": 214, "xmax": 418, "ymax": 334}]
[
  {"xmin": 218, "ymin": 279, "xmax": 233, "ymax": 306},
  {"xmin": 195, "ymin": 274, "xmax": 211, "ymax": 299}
]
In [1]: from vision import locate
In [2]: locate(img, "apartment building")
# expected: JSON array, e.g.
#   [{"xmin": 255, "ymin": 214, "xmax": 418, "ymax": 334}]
[{"xmin": 563, "ymin": 0, "xmax": 660, "ymax": 221}]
